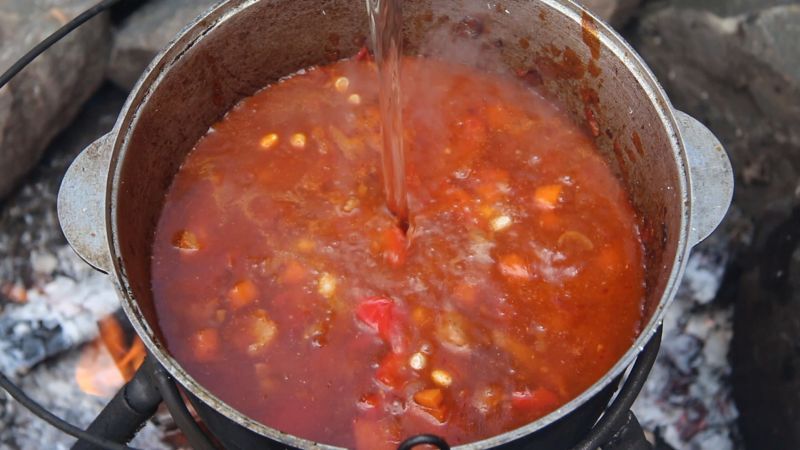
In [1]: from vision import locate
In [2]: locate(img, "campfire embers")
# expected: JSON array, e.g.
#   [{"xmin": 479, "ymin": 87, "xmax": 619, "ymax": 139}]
[
  {"xmin": 76, "ymin": 314, "xmax": 146, "ymax": 397},
  {"xmin": 0, "ymin": 247, "xmax": 119, "ymax": 378},
  {"xmin": 0, "ymin": 246, "xmax": 172, "ymax": 449}
]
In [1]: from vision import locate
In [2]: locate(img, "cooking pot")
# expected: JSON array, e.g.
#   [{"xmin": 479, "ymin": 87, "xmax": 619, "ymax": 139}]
[{"xmin": 57, "ymin": 0, "xmax": 733, "ymax": 448}]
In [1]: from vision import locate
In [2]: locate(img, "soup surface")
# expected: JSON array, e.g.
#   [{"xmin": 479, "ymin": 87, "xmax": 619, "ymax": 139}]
[{"xmin": 152, "ymin": 56, "xmax": 645, "ymax": 449}]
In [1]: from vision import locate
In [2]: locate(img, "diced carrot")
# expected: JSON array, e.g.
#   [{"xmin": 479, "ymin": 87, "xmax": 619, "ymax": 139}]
[
  {"xmin": 375, "ymin": 352, "xmax": 406, "ymax": 389},
  {"xmin": 453, "ymin": 282, "xmax": 477, "ymax": 305},
  {"xmin": 296, "ymin": 238, "xmax": 315, "ymax": 252},
  {"xmin": 280, "ymin": 260, "xmax": 307, "ymax": 284},
  {"xmin": 414, "ymin": 388, "xmax": 444, "ymax": 409},
  {"xmin": 381, "ymin": 226, "xmax": 407, "ymax": 267},
  {"xmin": 215, "ymin": 309, "xmax": 227, "ymax": 323},
  {"xmin": 497, "ymin": 254, "xmax": 531, "ymax": 280},
  {"xmin": 534, "ymin": 184, "xmax": 562, "ymax": 209},
  {"xmin": 411, "ymin": 306, "xmax": 433, "ymax": 327},
  {"xmin": 228, "ymin": 279, "xmax": 257, "ymax": 309},
  {"xmin": 190, "ymin": 328, "xmax": 219, "ymax": 362},
  {"xmin": 511, "ymin": 387, "xmax": 560, "ymax": 413},
  {"xmin": 172, "ymin": 230, "xmax": 200, "ymax": 251},
  {"xmin": 413, "ymin": 398, "xmax": 448, "ymax": 423}
]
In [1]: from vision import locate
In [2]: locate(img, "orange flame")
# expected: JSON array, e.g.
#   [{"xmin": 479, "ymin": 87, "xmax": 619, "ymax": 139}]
[{"xmin": 76, "ymin": 316, "xmax": 146, "ymax": 397}]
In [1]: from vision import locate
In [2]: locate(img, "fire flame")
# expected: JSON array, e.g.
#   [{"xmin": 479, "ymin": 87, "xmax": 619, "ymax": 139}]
[{"xmin": 76, "ymin": 316, "xmax": 146, "ymax": 397}]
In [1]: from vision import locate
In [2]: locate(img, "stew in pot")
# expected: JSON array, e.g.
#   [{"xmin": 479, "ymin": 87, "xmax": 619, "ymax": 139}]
[{"xmin": 151, "ymin": 56, "xmax": 645, "ymax": 449}]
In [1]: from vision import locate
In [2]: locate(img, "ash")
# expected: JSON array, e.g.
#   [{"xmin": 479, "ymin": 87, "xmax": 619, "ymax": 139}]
[
  {"xmin": 0, "ymin": 347, "xmax": 170, "ymax": 450},
  {"xmin": 633, "ymin": 231, "xmax": 742, "ymax": 450},
  {"xmin": 0, "ymin": 86, "xmax": 175, "ymax": 449},
  {"xmin": 0, "ymin": 248, "xmax": 118, "ymax": 376}
]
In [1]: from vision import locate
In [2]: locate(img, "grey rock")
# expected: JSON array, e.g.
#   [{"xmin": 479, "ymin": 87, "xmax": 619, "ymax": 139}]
[
  {"xmin": 635, "ymin": 4, "xmax": 800, "ymax": 223},
  {"xmin": 732, "ymin": 206, "xmax": 800, "ymax": 449},
  {"xmin": 0, "ymin": 0, "xmax": 111, "ymax": 200},
  {"xmin": 0, "ymin": 84, "xmax": 127, "ymax": 292},
  {"xmin": 108, "ymin": 0, "xmax": 220, "ymax": 90},
  {"xmin": 671, "ymin": 0, "xmax": 798, "ymax": 17},
  {"xmin": 578, "ymin": 0, "xmax": 642, "ymax": 28}
]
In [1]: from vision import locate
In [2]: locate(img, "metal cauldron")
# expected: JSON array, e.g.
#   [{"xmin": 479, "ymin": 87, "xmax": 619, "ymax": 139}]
[{"xmin": 57, "ymin": 0, "xmax": 733, "ymax": 448}]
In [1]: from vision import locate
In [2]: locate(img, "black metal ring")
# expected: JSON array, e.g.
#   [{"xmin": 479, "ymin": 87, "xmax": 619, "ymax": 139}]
[{"xmin": 397, "ymin": 433, "xmax": 451, "ymax": 450}]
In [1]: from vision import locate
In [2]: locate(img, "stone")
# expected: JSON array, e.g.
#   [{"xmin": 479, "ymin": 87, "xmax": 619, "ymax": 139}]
[
  {"xmin": 0, "ymin": 84, "xmax": 127, "ymax": 290},
  {"xmin": 731, "ymin": 206, "xmax": 800, "ymax": 450},
  {"xmin": 0, "ymin": 0, "xmax": 111, "ymax": 200},
  {"xmin": 634, "ymin": 3, "xmax": 800, "ymax": 224},
  {"xmin": 107, "ymin": 0, "xmax": 219, "ymax": 90},
  {"xmin": 670, "ymin": 0, "xmax": 797, "ymax": 17},
  {"xmin": 578, "ymin": 0, "xmax": 642, "ymax": 28}
]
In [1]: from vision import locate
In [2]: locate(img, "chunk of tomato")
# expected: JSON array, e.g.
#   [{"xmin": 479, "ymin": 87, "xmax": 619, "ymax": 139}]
[
  {"xmin": 357, "ymin": 296, "xmax": 407, "ymax": 354},
  {"xmin": 356, "ymin": 296, "xmax": 394, "ymax": 339}
]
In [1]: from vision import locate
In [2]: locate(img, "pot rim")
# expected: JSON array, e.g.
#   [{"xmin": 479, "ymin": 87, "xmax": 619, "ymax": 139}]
[{"xmin": 106, "ymin": 0, "xmax": 691, "ymax": 448}]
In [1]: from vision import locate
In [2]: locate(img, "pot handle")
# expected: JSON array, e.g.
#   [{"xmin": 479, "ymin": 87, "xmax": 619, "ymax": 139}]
[
  {"xmin": 57, "ymin": 133, "xmax": 114, "ymax": 274},
  {"xmin": 676, "ymin": 111, "xmax": 734, "ymax": 246}
]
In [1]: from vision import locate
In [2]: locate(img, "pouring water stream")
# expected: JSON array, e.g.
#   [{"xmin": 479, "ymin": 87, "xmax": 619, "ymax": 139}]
[{"xmin": 366, "ymin": 0, "xmax": 409, "ymax": 230}]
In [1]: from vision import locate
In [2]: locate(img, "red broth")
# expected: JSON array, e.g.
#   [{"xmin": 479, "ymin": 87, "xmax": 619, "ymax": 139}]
[{"xmin": 152, "ymin": 57, "xmax": 645, "ymax": 449}]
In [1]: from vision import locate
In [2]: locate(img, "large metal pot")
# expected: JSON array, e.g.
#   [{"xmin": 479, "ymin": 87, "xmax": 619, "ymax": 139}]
[{"xmin": 57, "ymin": 0, "xmax": 733, "ymax": 448}]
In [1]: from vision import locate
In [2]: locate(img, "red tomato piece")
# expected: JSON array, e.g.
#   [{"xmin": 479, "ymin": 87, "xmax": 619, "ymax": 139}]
[
  {"xmin": 356, "ymin": 296, "xmax": 408, "ymax": 354},
  {"xmin": 355, "ymin": 45, "xmax": 371, "ymax": 62},
  {"xmin": 511, "ymin": 387, "xmax": 560, "ymax": 414},
  {"xmin": 356, "ymin": 296, "xmax": 395, "ymax": 339}
]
